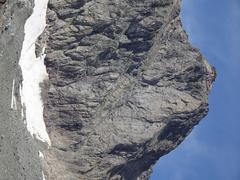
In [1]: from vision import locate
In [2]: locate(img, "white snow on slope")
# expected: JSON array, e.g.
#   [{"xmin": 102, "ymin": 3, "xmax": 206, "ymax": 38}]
[
  {"xmin": 39, "ymin": 151, "xmax": 44, "ymax": 159},
  {"xmin": 42, "ymin": 172, "xmax": 46, "ymax": 180},
  {"xmin": 19, "ymin": 0, "xmax": 50, "ymax": 145}
]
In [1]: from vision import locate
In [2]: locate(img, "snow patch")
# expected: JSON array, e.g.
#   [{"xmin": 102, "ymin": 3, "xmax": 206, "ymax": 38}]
[
  {"xmin": 19, "ymin": 84, "xmax": 25, "ymax": 121},
  {"xmin": 42, "ymin": 172, "xmax": 46, "ymax": 180},
  {"xmin": 19, "ymin": 0, "xmax": 50, "ymax": 145},
  {"xmin": 39, "ymin": 151, "xmax": 44, "ymax": 159},
  {"xmin": 39, "ymin": 151, "xmax": 46, "ymax": 180},
  {"xmin": 11, "ymin": 79, "xmax": 17, "ymax": 110}
]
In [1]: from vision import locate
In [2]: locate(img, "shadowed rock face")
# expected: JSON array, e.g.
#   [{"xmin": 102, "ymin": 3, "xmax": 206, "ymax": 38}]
[
  {"xmin": 0, "ymin": 0, "xmax": 6, "ymax": 4},
  {"xmin": 41, "ymin": 0, "xmax": 215, "ymax": 179}
]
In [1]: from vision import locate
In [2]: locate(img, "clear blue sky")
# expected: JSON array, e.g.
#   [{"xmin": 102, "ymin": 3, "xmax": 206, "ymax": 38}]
[{"xmin": 151, "ymin": 0, "xmax": 240, "ymax": 179}]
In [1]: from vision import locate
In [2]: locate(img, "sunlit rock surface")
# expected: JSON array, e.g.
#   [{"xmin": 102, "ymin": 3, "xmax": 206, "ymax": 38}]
[{"xmin": 0, "ymin": 0, "xmax": 215, "ymax": 179}]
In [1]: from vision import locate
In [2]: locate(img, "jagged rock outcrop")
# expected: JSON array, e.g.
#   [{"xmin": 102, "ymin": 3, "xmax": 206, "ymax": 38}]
[
  {"xmin": 41, "ymin": 0, "xmax": 215, "ymax": 179},
  {"xmin": 0, "ymin": 0, "xmax": 215, "ymax": 179}
]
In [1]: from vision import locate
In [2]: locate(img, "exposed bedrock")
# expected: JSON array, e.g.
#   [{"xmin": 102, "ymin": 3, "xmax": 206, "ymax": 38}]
[
  {"xmin": 41, "ymin": 0, "xmax": 215, "ymax": 179},
  {"xmin": 0, "ymin": 0, "xmax": 215, "ymax": 180}
]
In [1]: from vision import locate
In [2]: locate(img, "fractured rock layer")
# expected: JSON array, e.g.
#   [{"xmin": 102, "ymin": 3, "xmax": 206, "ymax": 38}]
[
  {"xmin": 0, "ymin": 0, "xmax": 215, "ymax": 179},
  {"xmin": 41, "ymin": 0, "xmax": 215, "ymax": 179}
]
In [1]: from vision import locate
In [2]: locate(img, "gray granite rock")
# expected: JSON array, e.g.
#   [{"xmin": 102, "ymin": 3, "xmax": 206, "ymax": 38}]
[
  {"xmin": 0, "ymin": 0, "xmax": 215, "ymax": 179},
  {"xmin": 42, "ymin": 0, "xmax": 215, "ymax": 179}
]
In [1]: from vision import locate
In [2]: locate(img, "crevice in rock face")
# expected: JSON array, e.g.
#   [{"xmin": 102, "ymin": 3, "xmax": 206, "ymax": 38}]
[{"xmin": 0, "ymin": 0, "xmax": 6, "ymax": 5}]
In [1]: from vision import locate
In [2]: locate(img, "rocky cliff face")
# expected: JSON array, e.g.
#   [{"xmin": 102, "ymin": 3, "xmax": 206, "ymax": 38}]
[{"xmin": 0, "ymin": 0, "xmax": 215, "ymax": 179}]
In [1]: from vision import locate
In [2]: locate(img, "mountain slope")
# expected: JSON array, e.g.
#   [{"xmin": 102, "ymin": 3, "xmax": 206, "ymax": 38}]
[{"xmin": 0, "ymin": 0, "xmax": 215, "ymax": 179}]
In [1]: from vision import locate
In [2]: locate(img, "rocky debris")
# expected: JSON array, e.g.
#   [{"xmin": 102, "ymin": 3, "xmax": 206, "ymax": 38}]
[{"xmin": 41, "ymin": 0, "xmax": 215, "ymax": 179}]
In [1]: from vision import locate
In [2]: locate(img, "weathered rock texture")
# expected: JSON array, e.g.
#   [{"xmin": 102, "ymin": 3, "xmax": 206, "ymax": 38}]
[
  {"xmin": 0, "ymin": 0, "xmax": 215, "ymax": 179},
  {"xmin": 41, "ymin": 0, "xmax": 215, "ymax": 179}
]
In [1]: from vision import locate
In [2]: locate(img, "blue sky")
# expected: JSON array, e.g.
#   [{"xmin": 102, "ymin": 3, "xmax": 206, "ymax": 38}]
[{"xmin": 151, "ymin": 0, "xmax": 240, "ymax": 179}]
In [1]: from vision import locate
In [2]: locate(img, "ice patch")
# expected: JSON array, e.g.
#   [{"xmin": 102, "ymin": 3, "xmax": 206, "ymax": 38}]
[
  {"xmin": 19, "ymin": 84, "xmax": 25, "ymax": 121},
  {"xmin": 39, "ymin": 151, "xmax": 46, "ymax": 180},
  {"xmin": 42, "ymin": 172, "xmax": 46, "ymax": 180},
  {"xmin": 11, "ymin": 79, "xmax": 17, "ymax": 110},
  {"xmin": 19, "ymin": 0, "xmax": 50, "ymax": 145},
  {"xmin": 39, "ymin": 151, "xmax": 44, "ymax": 159}
]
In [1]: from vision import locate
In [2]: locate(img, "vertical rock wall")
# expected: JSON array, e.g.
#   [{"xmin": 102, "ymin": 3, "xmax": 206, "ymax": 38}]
[{"xmin": 42, "ymin": 0, "xmax": 215, "ymax": 179}]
